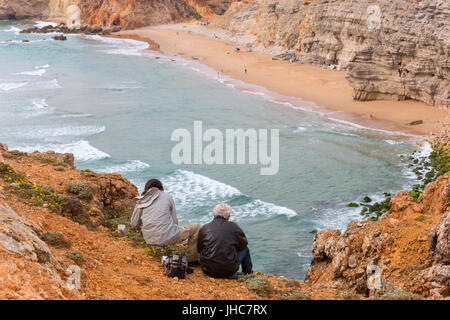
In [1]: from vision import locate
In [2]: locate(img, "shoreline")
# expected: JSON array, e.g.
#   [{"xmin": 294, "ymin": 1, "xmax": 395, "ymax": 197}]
[{"xmin": 114, "ymin": 24, "xmax": 449, "ymax": 139}]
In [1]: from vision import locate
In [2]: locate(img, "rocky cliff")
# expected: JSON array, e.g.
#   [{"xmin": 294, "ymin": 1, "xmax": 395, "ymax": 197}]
[
  {"xmin": 1, "ymin": 0, "xmax": 216, "ymax": 28},
  {"xmin": 0, "ymin": 0, "xmax": 49, "ymax": 19},
  {"xmin": 211, "ymin": 0, "xmax": 450, "ymax": 109},
  {"xmin": 306, "ymin": 173, "xmax": 449, "ymax": 298},
  {"xmin": 78, "ymin": 0, "xmax": 214, "ymax": 29}
]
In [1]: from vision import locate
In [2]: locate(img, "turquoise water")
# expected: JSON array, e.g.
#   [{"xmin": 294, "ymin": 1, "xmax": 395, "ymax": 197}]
[{"xmin": 0, "ymin": 21, "xmax": 422, "ymax": 279}]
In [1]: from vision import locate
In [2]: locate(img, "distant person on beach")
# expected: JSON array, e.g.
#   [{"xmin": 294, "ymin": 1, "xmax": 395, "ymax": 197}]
[
  {"xmin": 244, "ymin": 68, "xmax": 247, "ymax": 74},
  {"xmin": 197, "ymin": 203, "xmax": 253, "ymax": 278},
  {"xmin": 130, "ymin": 179, "xmax": 200, "ymax": 263}
]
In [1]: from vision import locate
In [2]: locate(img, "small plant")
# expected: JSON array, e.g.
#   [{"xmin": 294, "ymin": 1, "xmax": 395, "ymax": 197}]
[
  {"xmin": 280, "ymin": 290, "xmax": 311, "ymax": 300},
  {"xmin": 377, "ymin": 289, "xmax": 422, "ymax": 300},
  {"xmin": 363, "ymin": 196, "xmax": 372, "ymax": 203},
  {"xmin": 66, "ymin": 182, "xmax": 95, "ymax": 201},
  {"xmin": 66, "ymin": 251, "xmax": 84, "ymax": 265},
  {"xmin": 238, "ymin": 274, "xmax": 274, "ymax": 299},
  {"xmin": 409, "ymin": 184, "xmax": 421, "ymax": 202},
  {"xmin": 347, "ymin": 202, "xmax": 359, "ymax": 207},
  {"xmin": 40, "ymin": 231, "xmax": 71, "ymax": 248},
  {"xmin": 414, "ymin": 214, "xmax": 427, "ymax": 222}
]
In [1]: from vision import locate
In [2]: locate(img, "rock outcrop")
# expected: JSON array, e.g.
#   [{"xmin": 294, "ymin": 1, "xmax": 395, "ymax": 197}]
[
  {"xmin": 0, "ymin": 0, "xmax": 49, "ymax": 19},
  {"xmin": 211, "ymin": 0, "xmax": 450, "ymax": 109},
  {"xmin": 0, "ymin": 201, "xmax": 77, "ymax": 299},
  {"xmin": 1, "ymin": 0, "xmax": 216, "ymax": 29},
  {"xmin": 306, "ymin": 172, "xmax": 450, "ymax": 298}
]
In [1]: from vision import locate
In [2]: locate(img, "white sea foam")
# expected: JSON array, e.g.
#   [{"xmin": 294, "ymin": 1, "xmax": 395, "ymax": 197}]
[
  {"xmin": 98, "ymin": 160, "xmax": 150, "ymax": 174},
  {"xmin": 58, "ymin": 113, "xmax": 93, "ymax": 118},
  {"xmin": 4, "ymin": 26, "xmax": 21, "ymax": 34},
  {"xmin": 34, "ymin": 21, "xmax": 58, "ymax": 28},
  {"xmin": 13, "ymin": 140, "xmax": 111, "ymax": 162},
  {"xmin": 88, "ymin": 35, "xmax": 149, "ymax": 56},
  {"xmin": 8, "ymin": 125, "xmax": 106, "ymax": 140},
  {"xmin": 35, "ymin": 64, "xmax": 50, "ymax": 69},
  {"xmin": 0, "ymin": 81, "xmax": 28, "ymax": 91},
  {"xmin": 162, "ymin": 169, "xmax": 297, "ymax": 222},
  {"xmin": 16, "ymin": 68, "xmax": 47, "ymax": 76},
  {"xmin": 31, "ymin": 99, "xmax": 49, "ymax": 110},
  {"xmin": 293, "ymin": 127, "xmax": 308, "ymax": 133}
]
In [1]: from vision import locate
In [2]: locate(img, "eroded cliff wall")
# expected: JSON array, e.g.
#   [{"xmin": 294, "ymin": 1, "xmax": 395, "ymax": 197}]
[
  {"xmin": 212, "ymin": 0, "xmax": 450, "ymax": 109},
  {"xmin": 1, "ymin": 0, "xmax": 216, "ymax": 28},
  {"xmin": 0, "ymin": 0, "xmax": 49, "ymax": 19}
]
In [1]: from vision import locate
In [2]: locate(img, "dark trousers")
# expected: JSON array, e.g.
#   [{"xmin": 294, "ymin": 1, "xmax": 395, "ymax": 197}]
[{"xmin": 237, "ymin": 247, "xmax": 253, "ymax": 274}]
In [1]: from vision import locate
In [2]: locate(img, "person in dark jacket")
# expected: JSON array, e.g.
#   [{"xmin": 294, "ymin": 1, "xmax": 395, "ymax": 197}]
[{"xmin": 197, "ymin": 203, "xmax": 253, "ymax": 278}]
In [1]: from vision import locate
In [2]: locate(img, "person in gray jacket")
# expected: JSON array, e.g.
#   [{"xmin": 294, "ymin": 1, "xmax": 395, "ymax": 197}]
[{"xmin": 130, "ymin": 179, "xmax": 200, "ymax": 263}]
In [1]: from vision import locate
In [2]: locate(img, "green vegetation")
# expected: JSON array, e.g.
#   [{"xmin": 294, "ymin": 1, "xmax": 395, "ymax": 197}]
[
  {"xmin": 40, "ymin": 231, "xmax": 71, "ymax": 248},
  {"xmin": 4, "ymin": 150, "xmax": 26, "ymax": 159},
  {"xmin": 279, "ymin": 290, "xmax": 311, "ymax": 300},
  {"xmin": 358, "ymin": 196, "xmax": 391, "ymax": 221},
  {"xmin": 414, "ymin": 214, "xmax": 427, "ymax": 222},
  {"xmin": 66, "ymin": 182, "xmax": 94, "ymax": 201},
  {"xmin": 1, "ymin": 163, "xmax": 63, "ymax": 213},
  {"xmin": 238, "ymin": 274, "xmax": 274, "ymax": 299},
  {"xmin": 351, "ymin": 140, "xmax": 449, "ymax": 222},
  {"xmin": 0, "ymin": 163, "xmax": 95, "ymax": 228},
  {"xmin": 407, "ymin": 146, "xmax": 450, "ymax": 202},
  {"xmin": 347, "ymin": 202, "xmax": 359, "ymax": 207},
  {"xmin": 377, "ymin": 289, "xmax": 423, "ymax": 300},
  {"xmin": 66, "ymin": 250, "xmax": 84, "ymax": 265}
]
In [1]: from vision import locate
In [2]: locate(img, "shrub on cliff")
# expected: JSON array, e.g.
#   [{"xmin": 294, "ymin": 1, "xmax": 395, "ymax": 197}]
[
  {"xmin": 57, "ymin": 194, "xmax": 92, "ymax": 226},
  {"xmin": 377, "ymin": 289, "xmax": 422, "ymax": 300},
  {"xmin": 41, "ymin": 231, "xmax": 71, "ymax": 249},
  {"xmin": 238, "ymin": 274, "xmax": 274, "ymax": 299},
  {"xmin": 66, "ymin": 182, "xmax": 95, "ymax": 201},
  {"xmin": 66, "ymin": 250, "xmax": 84, "ymax": 265}
]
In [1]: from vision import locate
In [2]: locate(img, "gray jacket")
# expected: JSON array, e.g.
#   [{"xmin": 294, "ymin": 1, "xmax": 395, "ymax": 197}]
[{"xmin": 130, "ymin": 187, "xmax": 180, "ymax": 245}]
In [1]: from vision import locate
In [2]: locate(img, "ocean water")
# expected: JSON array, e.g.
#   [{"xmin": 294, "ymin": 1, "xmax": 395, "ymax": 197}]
[{"xmin": 0, "ymin": 20, "xmax": 423, "ymax": 279}]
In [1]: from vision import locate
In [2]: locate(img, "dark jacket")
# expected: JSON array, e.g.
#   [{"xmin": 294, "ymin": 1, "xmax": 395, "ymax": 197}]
[{"xmin": 197, "ymin": 216, "xmax": 248, "ymax": 278}]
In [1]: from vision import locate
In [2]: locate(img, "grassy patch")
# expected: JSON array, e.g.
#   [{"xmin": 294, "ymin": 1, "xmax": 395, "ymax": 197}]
[
  {"xmin": 238, "ymin": 274, "xmax": 274, "ymax": 299},
  {"xmin": 1, "ymin": 163, "xmax": 95, "ymax": 228},
  {"xmin": 66, "ymin": 250, "xmax": 84, "ymax": 265},
  {"xmin": 41, "ymin": 231, "xmax": 71, "ymax": 248},
  {"xmin": 66, "ymin": 182, "xmax": 94, "ymax": 201},
  {"xmin": 414, "ymin": 214, "xmax": 427, "ymax": 222},
  {"xmin": 377, "ymin": 289, "xmax": 423, "ymax": 300},
  {"xmin": 4, "ymin": 150, "xmax": 26, "ymax": 159},
  {"xmin": 279, "ymin": 290, "xmax": 311, "ymax": 300}
]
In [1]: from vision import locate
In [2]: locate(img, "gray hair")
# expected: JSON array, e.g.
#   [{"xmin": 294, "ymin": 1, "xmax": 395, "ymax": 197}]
[{"xmin": 213, "ymin": 203, "xmax": 232, "ymax": 219}]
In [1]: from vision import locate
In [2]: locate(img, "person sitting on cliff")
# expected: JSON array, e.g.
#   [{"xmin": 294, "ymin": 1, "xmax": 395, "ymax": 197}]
[
  {"xmin": 197, "ymin": 203, "xmax": 253, "ymax": 278},
  {"xmin": 130, "ymin": 178, "xmax": 200, "ymax": 264}
]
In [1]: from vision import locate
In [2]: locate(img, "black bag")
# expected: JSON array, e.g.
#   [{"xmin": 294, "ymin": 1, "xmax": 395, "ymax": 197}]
[{"xmin": 163, "ymin": 254, "xmax": 188, "ymax": 279}]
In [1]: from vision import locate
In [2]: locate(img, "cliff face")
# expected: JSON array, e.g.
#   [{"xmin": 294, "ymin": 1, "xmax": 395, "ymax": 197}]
[
  {"xmin": 78, "ymin": 0, "xmax": 214, "ymax": 29},
  {"xmin": 212, "ymin": 0, "xmax": 450, "ymax": 109},
  {"xmin": 306, "ymin": 172, "xmax": 450, "ymax": 299},
  {"xmin": 1, "ymin": 0, "xmax": 216, "ymax": 28},
  {"xmin": 0, "ymin": 0, "xmax": 49, "ymax": 19}
]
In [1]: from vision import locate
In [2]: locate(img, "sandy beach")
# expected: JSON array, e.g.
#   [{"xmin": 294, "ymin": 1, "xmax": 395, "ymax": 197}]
[{"xmin": 114, "ymin": 24, "xmax": 450, "ymax": 138}]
